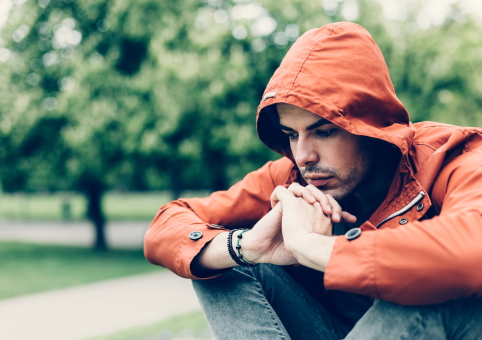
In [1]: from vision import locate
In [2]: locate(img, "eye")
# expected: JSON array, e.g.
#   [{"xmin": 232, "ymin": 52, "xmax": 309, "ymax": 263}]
[
  {"xmin": 282, "ymin": 131, "xmax": 298, "ymax": 140},
  {"xmin": 287, "ymin": 133, "xmax": 298, "ymax": 140},
  {"xmin": 316, "ymin": 129, "xmax": 335, "ymax": 138}
]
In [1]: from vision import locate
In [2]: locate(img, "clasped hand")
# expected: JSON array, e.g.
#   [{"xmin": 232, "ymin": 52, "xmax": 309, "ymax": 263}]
[{"xmin": 243, "ymin": 183, "xmax": 356, "ymax": 268}]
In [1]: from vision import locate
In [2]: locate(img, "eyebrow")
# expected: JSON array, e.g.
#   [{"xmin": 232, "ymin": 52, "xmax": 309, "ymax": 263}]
[{"xmin": 278, "ymin": 118, "xmax": 332, "ymax": 132}]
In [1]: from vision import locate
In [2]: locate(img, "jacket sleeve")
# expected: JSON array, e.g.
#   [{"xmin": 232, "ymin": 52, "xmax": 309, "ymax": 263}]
[
  {"xmin": 144, "ymin": 157, "xmax": 294, "ymax": 279},
  {"xmin": 324, "ymin": 150, "xmax": 482, "ymax": 305}
]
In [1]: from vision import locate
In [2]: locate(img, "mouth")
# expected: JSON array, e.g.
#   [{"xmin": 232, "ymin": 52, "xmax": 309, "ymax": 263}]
[{"xmin": 304, "ymin": 175, "xmax": 333, "ymax": 187}]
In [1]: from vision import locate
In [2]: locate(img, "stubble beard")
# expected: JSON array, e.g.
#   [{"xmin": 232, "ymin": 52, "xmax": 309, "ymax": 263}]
[{"xmin": 301, "ymin": 148, "xmax": 374, "ymax": 202}]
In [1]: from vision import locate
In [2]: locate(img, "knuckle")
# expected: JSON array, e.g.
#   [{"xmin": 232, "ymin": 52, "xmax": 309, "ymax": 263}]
[
  {"xmin": 318, "ymin": 194, "xmax": 328, "ymax": 202},
  {"xmin": 308, "ymin": 184, "xmax": 321, "ymax": 193},
  {"xmin": 288, "ymin": 183, "xmax": 299, "ymax": 192}
]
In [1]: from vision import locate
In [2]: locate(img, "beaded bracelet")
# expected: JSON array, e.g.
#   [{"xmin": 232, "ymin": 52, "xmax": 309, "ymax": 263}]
[
  {"xmin": 227, "ymin": 229, "xmax": 257, "ymax": 267},
  {"xmin": 235, "ymin": 230, "xmax": 257, "ymax": 267},
  {"xmin": 227, "ymin": 229, "xmax": 246, "ymax": 266}
]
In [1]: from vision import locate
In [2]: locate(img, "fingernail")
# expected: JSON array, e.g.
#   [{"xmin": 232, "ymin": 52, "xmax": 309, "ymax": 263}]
[
  {"xmin": 334, "ymin": 213, "xmax": 341, "ymax": 220},
  {"xmin": 326, "ymin": 205, "xmax": 332, "ymax": 211}
]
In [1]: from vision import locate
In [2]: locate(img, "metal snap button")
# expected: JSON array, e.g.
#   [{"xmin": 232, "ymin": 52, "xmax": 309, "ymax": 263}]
[
  {"xmin": 345, "ymin": 228, "xmax": 362, "ymax": 241},
  {"xmin": 399, "ymin": 218, "xmax": 408, "ymax": 225},
  {"xmin": 189, "ymin": 231, "xmax": 203, "ymax": 240},
  {"xmin": 416, "ymin": 203, "xmax": 424, "ymax": 212}
]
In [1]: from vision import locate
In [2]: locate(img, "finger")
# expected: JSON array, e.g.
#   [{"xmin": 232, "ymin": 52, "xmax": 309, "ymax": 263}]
[
  {"xmin": 308, "ymin": 201, "xmax": 334, "ymax": 236},
  {"xmin": 287, "ymin": 183, "xmax": 316, "ymax": 204},
  {"xmin": 322, "ymin": 194, "xmax": 357, "ymax": 223},
  {"xmin": 271, "ymin": 184, "xmax": 304, "ymax": 208},
  {"xmin": 271, "ymin": 186, "xmax": 297, "ymax": 206},
  {"xmin": 270, "ymin": 196, "xmax": 278, "ymax": 209},
  {"xmin": 325, "ymin": 194, "xmax": 343, "ymax": 223},
  {"xmin": 341, "ymin": 211, "xmax": 357, "ymax": 224},
  {"xmin": 305, "ymin": 185, "xmax": 332, "ymax": 214},
  {"xmin": 270, "ymin": 186, "xmax": 282, "ymax": 208},
  {"xmin": 313, "ymin": 200, "xmax": 323, "ymax": 214},
  {"xmin": 314, "ymin": 202, "xmax": 333, "ymax": 235}
]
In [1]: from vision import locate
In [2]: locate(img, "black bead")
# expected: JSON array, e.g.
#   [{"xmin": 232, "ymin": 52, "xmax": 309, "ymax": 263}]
[
  {"xmin": 237, "ymin": 234, "xmax": 243, "ymax": 239},
  {"xmin": 239, "ymin": 254, "xmax": 243, "ymax": 259},
  {"xmin": 236, "ymin": 245, "xmax": 241, "ymax": 250}
]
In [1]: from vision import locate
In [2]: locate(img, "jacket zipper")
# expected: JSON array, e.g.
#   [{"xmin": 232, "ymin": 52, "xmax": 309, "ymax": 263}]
[{"xmin": 375, "ymin": 191, "xmax": 426, "ymax": 228}]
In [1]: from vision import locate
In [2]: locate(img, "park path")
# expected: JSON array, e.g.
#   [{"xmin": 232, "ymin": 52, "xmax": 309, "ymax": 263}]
[
  {"xmin": 0, "ymin": 271, "xmax": 202, "ymax": 340},
  {"xmin": 0, "ymin": 221, "xmax": 204, "ymax": 340},
  {"xmin": 0, "ymin": 220, "xmax": 148, "ymax": 248}
]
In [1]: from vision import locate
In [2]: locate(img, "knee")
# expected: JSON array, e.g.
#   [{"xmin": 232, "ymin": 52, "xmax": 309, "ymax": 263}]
[
  {"xmin": 191, "ymin": 266, "xmax": 256, "ymax": 292},
  {"xmin": 191, "ymin": 264, "xmax": 285, "ymax": 296},
  {"xmin": 369, "ymin": 299, "xmax": 429, "ymax": 318},
  {"xmin": 345, "ymin": 299, "xmax": 435, "ymax": 340}
]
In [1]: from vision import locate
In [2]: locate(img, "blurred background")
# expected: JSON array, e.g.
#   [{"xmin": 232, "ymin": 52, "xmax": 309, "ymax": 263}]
[{"xmin": 0, "ymin": 0, "xmax": 481, "ymax": 339}]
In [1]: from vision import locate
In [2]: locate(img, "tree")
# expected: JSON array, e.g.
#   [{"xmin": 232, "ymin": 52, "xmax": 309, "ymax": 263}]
[{"xmin": 1, "ymin": 0, "xmax": 481, "ymax": 249}]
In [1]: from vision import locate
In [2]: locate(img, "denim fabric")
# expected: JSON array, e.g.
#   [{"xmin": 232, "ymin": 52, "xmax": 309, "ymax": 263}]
[
  {"xmin": 347, "ymin": 298, "xmax": 482, "ymax": 340},
  {"xmin": 193, "ymin": 264, "xmax": 351, "ymax": 340},
  {"xmin": 193, "ymin": 264, "xmax": 482, "ymax": 340}
]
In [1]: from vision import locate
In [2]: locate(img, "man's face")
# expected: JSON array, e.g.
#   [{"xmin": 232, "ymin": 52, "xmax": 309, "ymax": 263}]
[{"xmin": 276, "ymin": 103, "xmax": 377, "ymax": 201}]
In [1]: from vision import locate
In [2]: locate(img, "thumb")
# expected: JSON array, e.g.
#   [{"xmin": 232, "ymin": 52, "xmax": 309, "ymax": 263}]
[
  {"xmin": 272, "ymin": 201, "xmax": 283, "ymax": 213},
  {"xmin": 272, "ymin": 185, "xmax": 296, "ymax": 203},
  {"xmin": 270, "ymin": 185, "xmax": 291, "ymax": 208}
]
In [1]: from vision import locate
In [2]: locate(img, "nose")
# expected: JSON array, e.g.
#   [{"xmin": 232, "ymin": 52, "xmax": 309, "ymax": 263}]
[{"xmin": 294, "ymin": 135, "xmax": 319, "ymax": 167}]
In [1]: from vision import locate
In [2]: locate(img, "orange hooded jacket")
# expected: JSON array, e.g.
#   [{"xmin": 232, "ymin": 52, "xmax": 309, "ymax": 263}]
[{"xmin": 144, "ymin": 22, "xmax": 482, "ymax": 306}]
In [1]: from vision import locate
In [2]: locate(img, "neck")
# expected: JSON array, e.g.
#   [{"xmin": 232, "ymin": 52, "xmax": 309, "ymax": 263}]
[{"xmin": 353, "ymin": 145, "xmax": 400, "ymax": 215}]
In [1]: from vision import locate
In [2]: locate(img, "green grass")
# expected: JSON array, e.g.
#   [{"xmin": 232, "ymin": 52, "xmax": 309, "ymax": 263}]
[
  {"xmin": 103, "ymin": 192, "xmax": 172, "ymax": 221},
  {"xmin": 0, "ymin": 242, "xmax": 161, "ymax": 300},
  {"xmin": 0, "ymin": 193, "xmax": 88, "ymax": 221},
  {"xmin": 90, "ymin": 310, "xmax": 212, "ymax": 340},
  {"xmin": 0, "ymin": 191, "xmax": 209, "ymax": 221}
]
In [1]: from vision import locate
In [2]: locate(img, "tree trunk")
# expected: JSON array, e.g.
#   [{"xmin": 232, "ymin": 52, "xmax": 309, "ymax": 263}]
[
  {"xmin": 85, "ymin": 187, "xmax": 107, "ymax": 251},
  {"xmin": 209, "ymin": 151, "xmax": 229, "ymax": 191},
  {"xmin": 170, "ymin": 164, "xmax": 183, "ymax": 201}
]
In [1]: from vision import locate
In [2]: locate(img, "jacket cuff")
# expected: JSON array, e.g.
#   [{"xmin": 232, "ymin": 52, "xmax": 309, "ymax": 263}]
[
  {"xmin": 324, "ymin": 222, "xmax": 379, "ymax": 298},
  {"xmin": 178, "ymin": 225, "xmax": 229, "ymax": 279},
  {"xmin": 144, "ymin": 221, "xmax": 229, "ymax": 280}
]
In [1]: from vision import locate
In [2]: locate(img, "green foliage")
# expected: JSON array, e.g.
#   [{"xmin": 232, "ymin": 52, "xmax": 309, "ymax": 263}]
[
  {"xmin": 387, "ymin": 15, "xmax": 482, "ymax": 126},
  {"xmin": 0, "ymin": 242, "xmax": 160, "ymax": 299},
  {"xmin": 0, "ymin": 0, "xmax": 481, "ymax": 243}
]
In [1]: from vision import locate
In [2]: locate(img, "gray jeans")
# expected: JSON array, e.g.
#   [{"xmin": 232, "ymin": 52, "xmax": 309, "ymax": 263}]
[{"xmin": 192, "ymin": 264, "xmax": 482, "ymax": 340}]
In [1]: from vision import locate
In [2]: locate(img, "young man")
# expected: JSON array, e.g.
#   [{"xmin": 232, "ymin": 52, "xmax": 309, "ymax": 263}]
[{"xmin": 145, "ymin": 22, "xmax": 482, "ymax": 339}]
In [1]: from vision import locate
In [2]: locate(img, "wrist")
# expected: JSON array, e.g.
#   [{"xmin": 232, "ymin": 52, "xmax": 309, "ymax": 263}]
[
  {"xmin": 288, "ymin": 234, "xmax": 337, "ymax": 272},
  {"xmin": 192, "ymin": 231, "xmax": 237, "ymax": 273},
  {"xmin": 229, "ymin": 229, "xmax": 258, "ymax": 266},
  {"xmin": 235, "ymin": 229, "xmax": 261, "ymax": 264}
]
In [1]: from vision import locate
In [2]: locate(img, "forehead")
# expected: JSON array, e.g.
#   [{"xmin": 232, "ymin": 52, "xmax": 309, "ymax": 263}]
[
  {"xmin": 275, "ymin": 103, "xmax": 331, "ymax": 127},
  {"xmin": 276, "ymin": 103, "xmax": 316, "ymax": 118}
]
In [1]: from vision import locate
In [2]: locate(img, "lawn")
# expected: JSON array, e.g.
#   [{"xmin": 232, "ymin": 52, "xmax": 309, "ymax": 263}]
[
  {"xmin": 0, "ymin": 191, "xmax": 210, "ymax": 221},
  {"xmin": 0, "ymin": 242, "xmax": 161, "ymax": 300},
  {"xmin": 0, "ymin": 192, "xmax": 170, "ymax": 221},
  {"xmin": 0, "ymin": 242, "xmax": 212, "ymax": 340},
  {"xmin": 91, "ymin": 310, "xmax": 213, "ymax": 340}
]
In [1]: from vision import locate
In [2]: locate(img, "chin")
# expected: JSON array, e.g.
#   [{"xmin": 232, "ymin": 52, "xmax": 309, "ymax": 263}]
[{"xmin": 316, "ymin": 187, "xmax": 351, "ymax": 202}]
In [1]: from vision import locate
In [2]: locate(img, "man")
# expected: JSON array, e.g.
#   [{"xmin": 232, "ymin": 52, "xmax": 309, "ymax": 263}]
[{"xmin": 145, "ymin": 22, "xmax": 482, "ymax": 339}]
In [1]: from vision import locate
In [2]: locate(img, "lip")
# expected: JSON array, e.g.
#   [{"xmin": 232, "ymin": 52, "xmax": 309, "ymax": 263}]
[{"xmin": 305, "ymin": 176, "xmax": 333, "ymax": 187}]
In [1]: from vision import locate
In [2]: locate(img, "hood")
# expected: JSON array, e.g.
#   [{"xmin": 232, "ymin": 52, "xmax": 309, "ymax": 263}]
[{"xmin": 257, "ymin": 22, "xmax": 414, "ymax": 160}]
